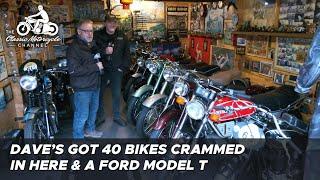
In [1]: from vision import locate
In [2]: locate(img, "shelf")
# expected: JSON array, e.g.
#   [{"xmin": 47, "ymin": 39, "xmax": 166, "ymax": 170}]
[{"xmin": 232, "ymin": 31, "xmax": 314, "ymax": 39}]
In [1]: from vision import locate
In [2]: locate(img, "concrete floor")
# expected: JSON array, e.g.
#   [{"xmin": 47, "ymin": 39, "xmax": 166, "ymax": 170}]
[{"xmin": 57, "ymin": 88, "xmax": 139, "ymax": 138}]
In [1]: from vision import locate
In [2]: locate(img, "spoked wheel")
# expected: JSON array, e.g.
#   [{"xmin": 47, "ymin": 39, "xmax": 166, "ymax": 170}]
[
  {"xmin": 136, "ymin": 102, "xmax": 165, "ymax": 138},
  {"xmin": 24, "ymin": 112, "xmax": 47, "ymax": 140}
]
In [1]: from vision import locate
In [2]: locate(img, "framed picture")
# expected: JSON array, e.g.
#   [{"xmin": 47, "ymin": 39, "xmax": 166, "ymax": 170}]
[
  {"xmin": 212, "ymin": 46, "xmax": 235, "ymax": 69},
  {"xmin": 251, "ymin": 61, "xmax": 261, "ymax": 72},
  {"xmin": 3, "ymin": 84, "xmax": 13, "ymax": 103},
  {"xmin": 276, "ymin": 37, "xmax": 311, "ymax": 73},
  {"xmin": 0, "ymin": 88, "xmax": 6, "ymax": 111},
  {"xmin": 246, "ymin": 36, "xmax": 269, "ymax": 58},
  {"xmin": 236, "ymin": 46, "xmax": 246, "ymax": 55},
  {"xmin": 237, "ymin": 37, "xmax": 246, "ymax": 46},
  {"xmin": 288, "ymin": 75, "xmax": 298, "ymax": 83},
  {"xmin": 243, "ymin": 60, "xmax": 250, "ymax": 70},
  {"xmin": 0, "ymin": 33, "xmax": 3, "ymax": 52},
  {"xmin": 260, "ymin": 62, "xmax": 273, "ymax": 77},
  {"xmin": 0, "ymin": 56, "xmax": 8, "ymax": 81},
  {"xmin": 274, "ymin": 73, "xmax": 285, "ymax": 85}
]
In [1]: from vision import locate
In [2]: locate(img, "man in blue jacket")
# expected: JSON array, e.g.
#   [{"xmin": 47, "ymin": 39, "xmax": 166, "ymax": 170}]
[
  {"xmin": 67, "ymin": 19, "xmax": 104, "ymax": 138},
  {"xmin": 295, "ymin": 28, "xmax": 320, "ymax": 180}
]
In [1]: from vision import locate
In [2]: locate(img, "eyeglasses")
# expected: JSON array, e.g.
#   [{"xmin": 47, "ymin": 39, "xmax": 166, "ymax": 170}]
[{"xmin": 79, "ymin": 29, "xmax": 93, "ymax": 33}]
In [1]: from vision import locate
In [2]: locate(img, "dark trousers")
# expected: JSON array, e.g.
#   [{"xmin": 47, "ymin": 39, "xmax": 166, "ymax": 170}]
[
  {"xmin": 303, "ymin": 97, "xmax": 320, "ymax": 180},
  {"xmin": 97, "ymin": 69, "xmax": 123, "ymax": 121}
]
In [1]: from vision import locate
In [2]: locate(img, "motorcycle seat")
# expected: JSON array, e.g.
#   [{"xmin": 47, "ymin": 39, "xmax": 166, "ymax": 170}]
[
  {"xmin": 197, "ymin": 65, "xmax": 221, "ymax": 76},
  {"xmin": 251, "ymin": 85, "xmax": 301, "ymax": 111},
  {"xmin": 208, "ymin": 69, "xmax": 241, "ymax": 86}
]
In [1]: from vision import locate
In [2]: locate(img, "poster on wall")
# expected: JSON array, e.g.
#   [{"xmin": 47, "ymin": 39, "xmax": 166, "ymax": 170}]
[
  {"xmin": 47, "ymin": 5, "xmax": 69, "ymax": 24},
  {"xmin": 0, "ymin": 88, "xmax": 6, "ymax": 112},
  {"xmin": 190, "ymin": 4, "xmax": 201, "ymax": 32},
  {"xmin": 212, "ymin": 46, "xmax": 235, "ymax": 69},
  {"xmin": 3, "ymin": 84, "xmax": 13, "ymax": 103},
  {"xmin": 0, "ymin": 56, "xmax": 8, "ymax": 82},
  {"xmin": 224, "ymin": 20, "xmax": 235, "ymax": 45},
  {"xmin": 73, "ymin": 0, "xmax": 105, "ymax": 21},
  {"xmin": 205, "ymin": 8, "xmax": 224, "ymax": 34},
  {"xmin": 314, "ymin": 0, "xmax": 320, "ymax": 25},
  {"xmin": 276, "ymin": 37, "xmax": 311, "ymax": 73},
  {"xmin": 279, "ymin": 0, "xmax": 316, "ymax": 26},
  {"xmin": 246, "ymin": 36, "xmax": 269, "ymax": 58},
  {"xmin": 167, "ymin": 6, "xmax": 188, "ymax": 37}
]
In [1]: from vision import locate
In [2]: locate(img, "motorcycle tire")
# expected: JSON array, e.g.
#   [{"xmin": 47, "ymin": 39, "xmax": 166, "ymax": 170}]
[
  {"xmin": 24, "ymin": 112, "xmax": 45, "ymax": 139},
  {"xmin": 123, "ymin": 77, "xmax": 137, "ymax": 102},
  {"xmin": 126, "ymin": 91, "xmax": 152, "ymax": 125},
  {"xmin": 136, "ymin": 101, "xmax": 165, "ymax": 138},
  {"xmin": 24, "ymin": 118, "xmax": 35, "ymax": 139}
]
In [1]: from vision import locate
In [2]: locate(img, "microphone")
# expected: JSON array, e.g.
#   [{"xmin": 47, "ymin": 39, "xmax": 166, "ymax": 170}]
[
  {"xmin": 94, "ymin": 53, "xmax": 104, "ymax": 75},
  {"xmin": 106, "ymin": 42, "xmax": 114, "ymax": 62}
]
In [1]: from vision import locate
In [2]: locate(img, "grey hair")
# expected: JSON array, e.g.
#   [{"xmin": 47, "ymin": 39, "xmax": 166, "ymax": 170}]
[{"xmin": 77, "ymin": 19, "xmax": 93, "ymax": 29}]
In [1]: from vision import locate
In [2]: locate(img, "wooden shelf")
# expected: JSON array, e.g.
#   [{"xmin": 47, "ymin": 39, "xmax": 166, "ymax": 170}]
[
  {"xmin": 188, "ymin": 33, "xmax": 220, "ymax": 39},
  {"xmin": 232, "ymin": 31, "xmax": 314, "ymax": 39}
]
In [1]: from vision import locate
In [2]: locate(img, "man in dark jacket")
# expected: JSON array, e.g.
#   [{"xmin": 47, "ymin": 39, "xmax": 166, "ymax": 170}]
[
  {"xmin": 67, "ymin": 19, "xmax": 104, "ymax": 138},
  {"xmin": 94, "ymin": 14, "xmax": 130, "ymax": 126}
]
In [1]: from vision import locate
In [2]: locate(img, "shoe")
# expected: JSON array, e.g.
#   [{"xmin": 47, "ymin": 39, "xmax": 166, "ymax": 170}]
[
  {"xmin": 114, "ymin": 118, "xmax": 127, "ymax": 127},
  {"xmin": 84, "ymin": 130, "xmax": 103, "ymax": 138}
]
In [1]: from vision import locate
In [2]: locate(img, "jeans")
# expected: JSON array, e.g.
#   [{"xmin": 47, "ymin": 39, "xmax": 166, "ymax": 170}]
[
  {"xmin": 98, "ymin": 70, "xmax": 123, "ymax": 120},
  {"xmin": 73, "ymin": 89, "xmax": 100, "ymax": 139}
]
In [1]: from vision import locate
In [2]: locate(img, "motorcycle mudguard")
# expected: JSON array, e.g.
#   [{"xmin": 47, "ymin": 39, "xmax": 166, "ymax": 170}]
[
  {"xmin": 132, "ymin": 85, "xmax": 153, "ymax": 98},
  {"xmin": 131, "ymin": 73, "xmax": 143, "ymax": 78},
  {"xmin": 153, "ymin": 105, "xmax": 182, "ymax": 130},
  {"xmin": 23, "ymin": 107, "xmax": 41, "ymax": 122},
  {"xmin": 142, "ymin": 94, "xmax": 168, "ymax": 108}
]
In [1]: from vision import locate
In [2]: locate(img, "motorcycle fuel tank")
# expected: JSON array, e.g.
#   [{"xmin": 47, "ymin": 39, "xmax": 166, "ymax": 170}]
[{"xmin": 209, "ymin": 96, "xmax": 256, "ymax": 123}]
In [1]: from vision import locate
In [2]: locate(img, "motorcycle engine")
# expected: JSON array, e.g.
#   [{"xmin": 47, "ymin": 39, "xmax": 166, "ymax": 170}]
[{"xmin": 233, "ymin": 121, "xmax": 265, "ymax": 138}]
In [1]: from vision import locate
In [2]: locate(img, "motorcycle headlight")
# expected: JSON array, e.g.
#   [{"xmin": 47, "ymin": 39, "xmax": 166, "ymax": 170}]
[
  {"xmin": 137, "ymin": 58, "xmax": 144, "ymax": 67},
  {"xmin": 186, "ymin": 100, "xmax": 205, "ymax": 120},
  {"xmin": 163, "ymin": 67, "xmax": 174, "ymax": 82},
  {"xmin": 174, "ymin": 81, "xmax": 189, "ymax": 96},
  {"xmin": 148, "ymin": 62, "xmax": 158, "ymax": 74},
  {"xmin": 19, "ymin": 75, "xmax": 37, "ymax": 91}
]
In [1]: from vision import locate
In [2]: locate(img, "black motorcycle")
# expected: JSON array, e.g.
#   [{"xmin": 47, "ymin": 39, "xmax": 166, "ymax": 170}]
[{"xmin": 19, "ymin": 59, "xmax": 67, "ymax": 139}]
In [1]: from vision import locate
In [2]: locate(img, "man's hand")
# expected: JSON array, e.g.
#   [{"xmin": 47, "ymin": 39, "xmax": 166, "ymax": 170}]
[
  {"xmin": 96, "ymin": 62, "xmax": 104, "ymax": 70},
  {"xmin": 105, "ymin": 47, "xmax": 113, "ymax": 55}
]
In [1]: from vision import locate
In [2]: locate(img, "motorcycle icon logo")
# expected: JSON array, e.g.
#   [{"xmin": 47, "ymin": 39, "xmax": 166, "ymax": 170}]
[{"xmin": 16, "ymin": 5, "xmax": 58, "ymax": 36}]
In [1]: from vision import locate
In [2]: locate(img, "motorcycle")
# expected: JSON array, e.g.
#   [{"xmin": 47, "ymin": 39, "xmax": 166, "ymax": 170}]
[
  {"xmin": 17, "ymin": 17, "xmax": 58, "ymax": 36},
  {"xmin": 148, "ymin": 69, "xmax": 249, "ymax": 139},
  {"xmin": 126, "ymin": 59, "xmax": 169, "ymax": 124},
  {"xmin": 173, "ymin": 82, "xmax": 308, "ymax": 140},
  {"xmin": 19, "ymin": 59, "xmax": 66, "ymax": 139},
  {"xmin": 135, "ymin": 62, "xmax": 184, "ymax": 137},
  {"xmin": 123, "ymin": 51, "xmax": 153, "ymax": 102}
]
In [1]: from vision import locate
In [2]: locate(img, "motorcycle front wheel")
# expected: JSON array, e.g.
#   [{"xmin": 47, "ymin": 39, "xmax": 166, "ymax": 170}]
[
  {"xmin": 149, "ymin": 110, "xmax": 178, "ymax": 139},
  {"xmin": 136, "ymin": 101, "xmax": 165, "ymax": 138},
  {"xmin": 126, "ymin": 91, "xmax": 152, "ymax": 125},
  {"xmin": 24, "ymin": 112, "xmax": 47, "ymax": 139}
]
